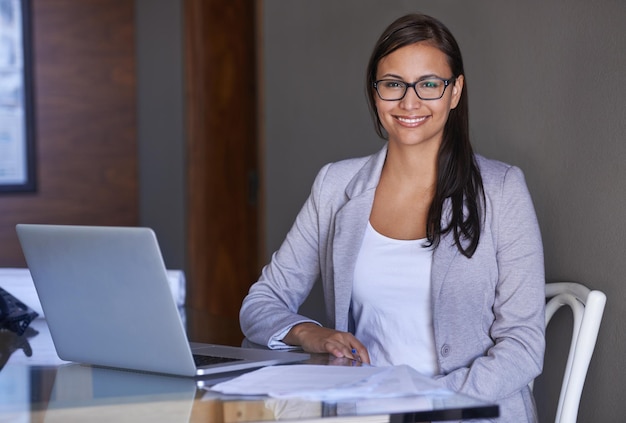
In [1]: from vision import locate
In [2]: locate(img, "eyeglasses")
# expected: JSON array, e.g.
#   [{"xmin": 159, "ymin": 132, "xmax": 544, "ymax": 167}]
[{"xmin": 373, "ymin": 77, "xmax": 455, "ymax": 101}]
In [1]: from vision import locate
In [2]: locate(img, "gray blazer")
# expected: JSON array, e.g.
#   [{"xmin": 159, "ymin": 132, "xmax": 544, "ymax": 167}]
[{"xmin": 240, "ymin": 144, "xmax": 545, "ymax": 422}]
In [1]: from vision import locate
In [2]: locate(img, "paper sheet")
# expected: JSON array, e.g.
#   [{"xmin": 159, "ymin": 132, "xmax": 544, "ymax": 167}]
[{"xmin": 209, "ymin": 364, "xmax": 449, "ymax": 400}]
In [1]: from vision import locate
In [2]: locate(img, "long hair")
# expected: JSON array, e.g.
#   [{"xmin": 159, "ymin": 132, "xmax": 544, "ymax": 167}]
[{"xmin": 366, "ymin": 13, "xmax": 485, "ymax": 258}]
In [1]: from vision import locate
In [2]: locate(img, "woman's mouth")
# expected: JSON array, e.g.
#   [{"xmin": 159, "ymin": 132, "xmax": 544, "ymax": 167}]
[{"xmin": 395, "ymin": 115, "xmax": 428, "ymax": 126}]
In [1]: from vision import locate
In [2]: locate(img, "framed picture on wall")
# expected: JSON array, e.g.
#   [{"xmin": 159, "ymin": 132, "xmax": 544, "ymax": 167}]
[{"xmin": 0, "ymin": 0, "xmax": 35, "ymax": 192}]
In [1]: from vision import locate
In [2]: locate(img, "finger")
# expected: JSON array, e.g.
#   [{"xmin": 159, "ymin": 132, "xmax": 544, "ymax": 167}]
[
  {"xmin": 327, "ymin": 344, "xmax": 350, "ymax": 359},
  {"xmin": 328, "ymin": 334, "xmax": 368, "ymax": 363},
  {"xmin": 325, "ymin": 339, "xmax": 356, "ymax": 359},
  {"xmin": 350, "ymin": 344, "xmax": 371, "ymax": 365},
  {"xmin": 356, "ymin": 347, "xmax": 371, "ymax": 364}
]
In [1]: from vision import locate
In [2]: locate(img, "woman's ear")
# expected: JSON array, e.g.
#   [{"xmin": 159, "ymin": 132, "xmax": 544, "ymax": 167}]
[{"xmin": 450, "ymin": 74, "xmax": 464, "ymax": 110}]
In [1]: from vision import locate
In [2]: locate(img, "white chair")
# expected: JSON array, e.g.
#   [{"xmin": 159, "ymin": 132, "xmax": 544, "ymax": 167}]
[{"xmin": 542, "ymin": 282, "xmax": 606, "ymax": 423}]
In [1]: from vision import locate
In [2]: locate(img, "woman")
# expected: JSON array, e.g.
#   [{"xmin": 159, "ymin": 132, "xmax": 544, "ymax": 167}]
[{"xmin": 240, "ymin": 13, "xmax": 545, "ymax": 422}]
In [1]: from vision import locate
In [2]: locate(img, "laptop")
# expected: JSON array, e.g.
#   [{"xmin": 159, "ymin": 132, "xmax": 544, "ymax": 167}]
[{"xmin": 16, "ymin": 224, "xmax": 309, "ymax": 378}]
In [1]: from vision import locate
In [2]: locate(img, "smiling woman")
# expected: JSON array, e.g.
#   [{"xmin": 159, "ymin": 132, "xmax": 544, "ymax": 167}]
[
  {"xmin": 241, "ymin": 13, "xmax": 545, "ymax": 423},
  {"xmin": 368, "ymin": 42, "xmax": 465, "ymax": 242}
]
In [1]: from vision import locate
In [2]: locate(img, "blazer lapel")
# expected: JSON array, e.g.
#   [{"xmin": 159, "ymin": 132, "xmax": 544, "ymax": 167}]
[
  {"xmin": 332, "ymin": 194, "xmax": 374, "ymax": 330},
  {"xmin": 331, "ymin": 146, "xmax": 387, "ymax": 331}
]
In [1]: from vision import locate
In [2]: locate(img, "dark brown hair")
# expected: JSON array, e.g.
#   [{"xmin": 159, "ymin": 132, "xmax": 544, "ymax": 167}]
[{"xmin": 366, "ymin": 13, "xmax": 484, "ymax": 258}]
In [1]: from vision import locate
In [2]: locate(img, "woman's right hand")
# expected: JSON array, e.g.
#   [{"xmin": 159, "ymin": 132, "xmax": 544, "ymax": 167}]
[{"xmin": 283, "ymin": 323, "xmax": 370, "ymax": 365}]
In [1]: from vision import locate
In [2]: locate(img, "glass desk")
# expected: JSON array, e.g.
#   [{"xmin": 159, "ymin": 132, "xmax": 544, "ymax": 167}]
[{"xmin": 0, "ymin": 317, "xmax": 499, "ymax": 422}]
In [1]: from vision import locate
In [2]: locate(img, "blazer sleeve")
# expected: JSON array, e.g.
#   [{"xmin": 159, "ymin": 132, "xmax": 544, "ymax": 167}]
[
  {"xmin": 239, "ymin": 164, "xmax": 331, "ymax": 347},
  {"xmin": 435, "ymin": 165, "xmax": 546, "ymax": 402}
]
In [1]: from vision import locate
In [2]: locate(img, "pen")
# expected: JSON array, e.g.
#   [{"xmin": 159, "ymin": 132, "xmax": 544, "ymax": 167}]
[{"xmin": 351, "ymin": 348, "xmax": 362, "ymax": 362}]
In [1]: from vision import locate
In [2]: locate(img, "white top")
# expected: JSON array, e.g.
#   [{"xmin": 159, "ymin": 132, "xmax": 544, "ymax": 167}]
[{"xmin": 351, "ymin": 222, "xmax": 438, "ymax": 376}]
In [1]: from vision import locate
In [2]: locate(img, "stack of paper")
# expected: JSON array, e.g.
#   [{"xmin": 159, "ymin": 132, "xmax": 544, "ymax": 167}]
[{"xmin": 210, "ymin": 364, "xmax": 448, "ymax": 401}]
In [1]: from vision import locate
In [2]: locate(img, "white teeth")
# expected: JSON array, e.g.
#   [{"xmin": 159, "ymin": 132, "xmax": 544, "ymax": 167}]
[{"xmin": 397, "ymin": 116, "xmax": 426, "ymax": 124}]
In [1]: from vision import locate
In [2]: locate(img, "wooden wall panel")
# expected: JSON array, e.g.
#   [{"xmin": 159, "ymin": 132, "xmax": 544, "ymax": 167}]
[
  {"xmin": 185, "ymin": 0, "xmax": 259, "ymax": 330},
  {"xmin": 0, "ymin": 0, "xmax": 138, "ymax": 266}
]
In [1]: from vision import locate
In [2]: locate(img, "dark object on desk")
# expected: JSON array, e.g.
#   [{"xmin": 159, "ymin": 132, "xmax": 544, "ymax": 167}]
[
  {"xmin": 0, "ymin": 326, "xmax": 37, "ymax": 371},
  {"xmin": 324, "ymin": 395, "xmax": 499, "ymax": 422},
  {"xmin": 0, "ymin": 286, "xmax": 39, "ymax": 335}
]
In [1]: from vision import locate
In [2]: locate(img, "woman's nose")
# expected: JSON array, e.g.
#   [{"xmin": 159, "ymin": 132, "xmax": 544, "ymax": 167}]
[{"xmin": 399, "ymin": 87, "xmax": 422, "ymax": 109}]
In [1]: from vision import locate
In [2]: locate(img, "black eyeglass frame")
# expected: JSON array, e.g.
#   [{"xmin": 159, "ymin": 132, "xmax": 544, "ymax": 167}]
[{"xmin": 373, "ymin": 77, "xmax": 456, "ymax": 101}]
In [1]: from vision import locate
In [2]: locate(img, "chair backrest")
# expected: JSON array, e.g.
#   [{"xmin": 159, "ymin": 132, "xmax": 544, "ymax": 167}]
[{"xmin": 543, "ymin": 282, "xmax": 606, "ymax": 423}]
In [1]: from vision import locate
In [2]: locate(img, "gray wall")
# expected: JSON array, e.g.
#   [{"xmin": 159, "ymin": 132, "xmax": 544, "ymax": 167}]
[
  {"xmin": 135, "ymin": 0, "xmax": 186, "ymax": 270},
  {"xmin": 262, "ymin": 1, "xmax": 625, "ymax": 421}
]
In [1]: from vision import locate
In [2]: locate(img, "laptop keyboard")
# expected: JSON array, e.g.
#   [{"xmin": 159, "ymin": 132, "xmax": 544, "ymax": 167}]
[{"xmin": 193, "ymin": 354, "xmax": 243, "ymax": 367}]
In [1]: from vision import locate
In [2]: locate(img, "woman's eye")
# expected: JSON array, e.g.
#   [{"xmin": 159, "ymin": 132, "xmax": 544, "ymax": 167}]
[
  {"xmin": 384, "ymin": 81, "xmax": 404, "ymax": 89},
  {"xmin": 420, "ymin": 80, "xmax": 440, "ymax": 89}
]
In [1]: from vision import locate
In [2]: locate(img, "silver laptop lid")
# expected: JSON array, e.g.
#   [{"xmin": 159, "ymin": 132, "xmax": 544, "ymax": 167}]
[
  {"xmin": 17, "ymin": 224, "xmax": 201, "ymax": 376},
  {"xmin": 17, "ymin": 224, "xmax": 309, "ymax": 377}
]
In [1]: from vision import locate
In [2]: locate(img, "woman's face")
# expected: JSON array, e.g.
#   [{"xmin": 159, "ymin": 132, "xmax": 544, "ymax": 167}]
[{"xmin": 375, "ymin": 42, "xmax": 463, "ymax": 150}]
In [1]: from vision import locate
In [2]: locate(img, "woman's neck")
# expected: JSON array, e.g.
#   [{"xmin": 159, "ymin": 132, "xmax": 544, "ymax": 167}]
[{"xmin": 383, "ymin": 141, "xmax": 438, "ymax": 190}]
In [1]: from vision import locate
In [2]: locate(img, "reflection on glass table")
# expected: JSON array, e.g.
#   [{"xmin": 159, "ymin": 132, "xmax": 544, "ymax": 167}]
[
  {"xmin": 0, "ymin": 314, "xmax": 498, "ymax": 422},
  {"xmin": 0, "ymin": 362, "xmax": 498, "ymax": 422}
]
